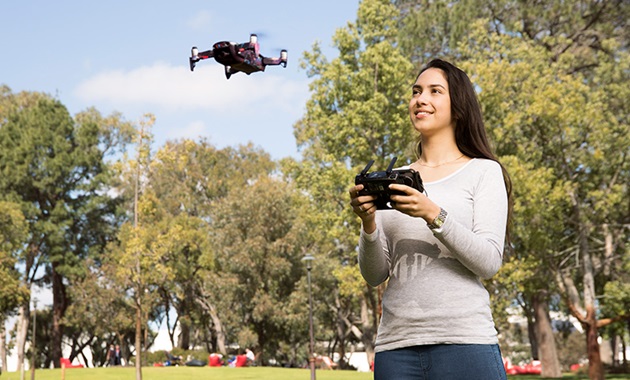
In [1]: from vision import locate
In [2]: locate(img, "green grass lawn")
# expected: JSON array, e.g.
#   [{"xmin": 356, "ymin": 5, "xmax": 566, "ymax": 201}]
[
  {"xmin": 3, "ymin": 367, "xmax": 629, "ymax": 380},
  {"xmin": 2, "ymin": 366, "xmax": 373, "ymax": 380}
]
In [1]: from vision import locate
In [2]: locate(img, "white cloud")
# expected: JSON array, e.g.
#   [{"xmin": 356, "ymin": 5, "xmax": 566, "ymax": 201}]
[
  {"xmin": 187, "ymin": 10, "xmax": 213, "ymax": 31},
  {"xmin": 73, "ymin": 62, "xmax": 308, "ymax": 114}
]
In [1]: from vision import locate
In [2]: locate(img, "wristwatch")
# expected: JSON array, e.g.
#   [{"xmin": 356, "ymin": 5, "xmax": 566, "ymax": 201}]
[{"xmin": 427, "ymin": 208, "xmax": 448, "ymax": 230}]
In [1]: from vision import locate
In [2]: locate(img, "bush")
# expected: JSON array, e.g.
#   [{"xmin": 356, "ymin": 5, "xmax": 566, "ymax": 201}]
[{"xmin": 142, "ymin": 348, "xmax": 211, "ymax": 366}]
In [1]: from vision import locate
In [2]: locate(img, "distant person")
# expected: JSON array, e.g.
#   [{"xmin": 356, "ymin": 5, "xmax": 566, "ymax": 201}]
[
  {"xmin": 107, "ymin": 344, "xmax": 116, "ymax": 367},
  {"xmin": 113, "ymin": 344, "xmax": 122, "ymax": 366},
  {"xmin": 245, "ymin": 348, "xmax": 255, "ymax": 365}
]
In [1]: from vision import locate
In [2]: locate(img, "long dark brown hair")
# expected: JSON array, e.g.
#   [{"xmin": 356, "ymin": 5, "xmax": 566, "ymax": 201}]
[{"xmin": 414, "ymin": 59, "xmax": 513, "ymax": 248}]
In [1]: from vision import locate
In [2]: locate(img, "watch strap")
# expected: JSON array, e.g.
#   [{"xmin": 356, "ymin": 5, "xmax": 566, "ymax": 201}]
[{"xmin": 427, "ymin": 208, "xmax": 448, "ymax": 230}]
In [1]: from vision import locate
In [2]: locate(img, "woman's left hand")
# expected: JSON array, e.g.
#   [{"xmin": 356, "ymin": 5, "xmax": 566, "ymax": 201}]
[{"xmin": 388, "ymin": 184, "xmax": 441, "ymax": 223}]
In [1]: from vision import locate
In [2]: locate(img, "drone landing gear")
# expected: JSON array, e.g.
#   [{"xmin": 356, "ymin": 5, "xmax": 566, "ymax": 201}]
[{"xmin": 224, "ymin": 66, "xmax": 232, "ymax": 79}]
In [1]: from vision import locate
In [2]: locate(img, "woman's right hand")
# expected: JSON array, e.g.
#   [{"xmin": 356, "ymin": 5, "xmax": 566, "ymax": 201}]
[{"xmin": 349, "ymin": 184, "xmax": 377, "ymax": 233}]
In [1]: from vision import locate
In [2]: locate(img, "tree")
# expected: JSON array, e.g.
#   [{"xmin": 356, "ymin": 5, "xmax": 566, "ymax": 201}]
[
  {"xmin": 486, "ymin": 158, "xmax": 569, "ymax": 375},
  {"xmin": 145, "ymin": 140, "xmax": 278, "ymax": 354},
  {"xmin": 0, "ymin": 200, "xmax": 29, "ymax": 373},
  {"xmin": 0, "ymin": 88, "xmax": 134, "ymax": 369},
  {"xmin": 147, "ymin": 140, "xmax": 275, "ymax": 351},
  {"xmin": 395, "ymin": 0, "xmax": 487, "ymax": 64},
  {"xmin": 63, "ymin": 257, "xmax": 136, "ymax": 367},
  {"xmin": 459, "ymin": 21, "xmax": 629, "ymax": 380},
  {"xmin": 294, "ymin": 0, "xmax": 415, "ymax": 365},
  {"xmin": 396, "ymin": 2, "xmax": 630, "ymax": 378},
  {"xmin": 105, "ymin": 114, "xmax": 173, "ymax": 380},
  {"xmin": 0, "ymin": 201, "xmax": 29, "ymax": 316},
  {"xmin": 208, "ymin": 174, "xmax": 308, "ymax": 363}
]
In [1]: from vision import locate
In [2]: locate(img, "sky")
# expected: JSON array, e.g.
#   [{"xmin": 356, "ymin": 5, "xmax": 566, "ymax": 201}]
[{"xmin": 1, "ymin": 1, "xmax": 360, "ymax": 161}]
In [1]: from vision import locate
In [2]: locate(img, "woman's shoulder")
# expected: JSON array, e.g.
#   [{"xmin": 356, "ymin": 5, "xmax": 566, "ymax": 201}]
[
  {"xmin": 450, "ymin": 158, "xmax": 504, "ymax": 187},
  {"xmin": 468, "ymin": 158, "xmax": 503, "ymax": 174}
]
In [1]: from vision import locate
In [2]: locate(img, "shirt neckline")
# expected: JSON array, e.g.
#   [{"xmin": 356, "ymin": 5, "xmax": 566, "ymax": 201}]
[{"xmin": 422, "ymin": 158, "xmax": 477, "ymax": 185}]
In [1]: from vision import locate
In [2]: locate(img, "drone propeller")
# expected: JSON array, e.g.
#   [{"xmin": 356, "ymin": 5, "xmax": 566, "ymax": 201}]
[
  {"xmin": 189, "ymin": 46, "xmax": 198, "ymax": 71},
  {"xmin": 250, "ymin": 31, "xmax": 268, "ymax": 39}
]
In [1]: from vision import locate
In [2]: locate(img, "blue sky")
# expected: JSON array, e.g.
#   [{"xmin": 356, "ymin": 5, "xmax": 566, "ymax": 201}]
[{"xmin": 1, "ymin": 1, "xmax": 360, "ymax": 160}]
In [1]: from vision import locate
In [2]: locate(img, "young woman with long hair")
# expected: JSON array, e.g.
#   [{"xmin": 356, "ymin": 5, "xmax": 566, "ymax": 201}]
[{"xmin": 349, "ymin": 58, "xmax": 512, "ymax": 380}]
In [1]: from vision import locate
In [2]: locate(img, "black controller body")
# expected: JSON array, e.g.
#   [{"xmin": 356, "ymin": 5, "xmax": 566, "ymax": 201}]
[{"xmin": 355, "ymin": 157, "xmax": 424, "ymax": 209}]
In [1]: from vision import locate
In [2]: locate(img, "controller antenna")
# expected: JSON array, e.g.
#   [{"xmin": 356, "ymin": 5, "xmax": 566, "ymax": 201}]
[
  {"xmin": 361, "ymin": 160, "xmax": 374, "ymax": 176},
  {"xmin": 385, "ymin": 157, "xmax": 398, "ymax": 175}
]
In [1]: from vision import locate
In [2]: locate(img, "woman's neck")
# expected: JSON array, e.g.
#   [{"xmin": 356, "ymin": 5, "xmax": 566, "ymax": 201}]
[{"xmin": 418, "ymin": 138, "xmax": 462, "ymax": 167}]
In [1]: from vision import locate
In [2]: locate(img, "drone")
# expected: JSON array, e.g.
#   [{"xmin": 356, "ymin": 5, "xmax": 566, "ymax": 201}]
[{"xmin": 189, "ymin": 34, "xmax": 287, "ymax": 79}]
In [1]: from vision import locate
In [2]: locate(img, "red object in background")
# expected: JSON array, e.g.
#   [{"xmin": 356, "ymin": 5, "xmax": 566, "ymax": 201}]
[
  {"xmin": 570, "ymin": 363, "xmax": 586, "ymax": 372},
  {"xmin": 504, "ymin": 358, "xmax": 542, "ymax": 375},
  {"xmin": 234, "ymin": 354, "xmax": 248, "ymax": 367},
  {"xmin": 208, "ymin": 354, "xmax": 224, "ymax": 367},
  {"xmin": 60, "ymin": 358, "xmax": 84, "ymax": 368}
]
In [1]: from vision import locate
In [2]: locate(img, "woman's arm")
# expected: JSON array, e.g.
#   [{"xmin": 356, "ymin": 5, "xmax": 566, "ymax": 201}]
[
  {"xmin": 358, "ymin": 225, "xmax": 390, "ymax": 287},
  {"xmin": 433, "ymin": 163, "xmax": 508, "ymax": 279}
]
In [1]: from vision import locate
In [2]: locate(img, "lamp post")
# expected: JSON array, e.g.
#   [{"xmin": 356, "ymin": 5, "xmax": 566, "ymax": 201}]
[{"xmin": 302, "ymin": 254, "xmax": 316, "ymax": 380}]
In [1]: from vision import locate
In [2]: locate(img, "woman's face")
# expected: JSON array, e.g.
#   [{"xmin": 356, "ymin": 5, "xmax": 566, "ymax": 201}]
[{"xmin": 409, "ymin": 68, "xmax": 454, "ymax": 136}]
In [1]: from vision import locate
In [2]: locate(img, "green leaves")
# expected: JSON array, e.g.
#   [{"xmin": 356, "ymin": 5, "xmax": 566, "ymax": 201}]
[
  {"xmin": 0, "ymin": 201, "xmax": 29, "ymax": 315},
  {"xmin": 297, "ymin": 0, "xmax": 414, "ymax": 165}
]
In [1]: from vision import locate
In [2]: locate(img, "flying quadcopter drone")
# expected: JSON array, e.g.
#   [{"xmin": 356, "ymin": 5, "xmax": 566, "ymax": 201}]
[{"xmin": 189, "ymin": 34, "xmax": 288, "ymax": 79}]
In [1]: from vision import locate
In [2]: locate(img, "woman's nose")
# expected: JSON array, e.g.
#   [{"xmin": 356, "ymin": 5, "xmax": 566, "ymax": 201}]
[{"xmin": 414, "ymin": 93, "xmax": 428, "ymax": 106}]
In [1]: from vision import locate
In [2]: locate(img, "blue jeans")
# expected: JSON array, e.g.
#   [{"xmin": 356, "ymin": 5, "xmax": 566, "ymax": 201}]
[{"xmin": 374, "ymin": 344, "xmax": 507, "ymax": 380}]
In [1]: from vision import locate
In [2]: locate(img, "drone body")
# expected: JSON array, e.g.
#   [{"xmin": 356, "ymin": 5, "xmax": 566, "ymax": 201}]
[{"xmin": 190, "ymin": 34, "xmax": 287, "ymax": 79}]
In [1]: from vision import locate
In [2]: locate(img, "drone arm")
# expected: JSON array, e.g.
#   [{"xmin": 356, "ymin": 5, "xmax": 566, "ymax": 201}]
[
  {"xmin": 262, "ymin": 57, "xmax": 281, "ymax": 65},
  {"xmin": 196, "ymin": 49, "xmax": 214, "ymax": 59},
  {"xmin": 261, "ymin": 50, "xmax": 288, "ymax": 67},
  {"xmin": 189, "ymin": 47, "xmax": 214, "ymax": 71}
]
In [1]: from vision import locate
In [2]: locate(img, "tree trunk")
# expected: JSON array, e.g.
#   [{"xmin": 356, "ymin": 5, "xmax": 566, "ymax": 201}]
[
  {"xmin": 585, "ymin": 306, "xmax": 604, "ymax": 380},
  {"xmin": 579, "ymin": 219, "xmax": 604, "ymax": 380},
  {"xmin": 623, "ymin": 323, "xmax": 628, "ymax": 369},
  {"xmin": 561, "ymin": 195, "xmax": 606, "ymax": 380},
  {"xmin": 0, "ymin": 318, "xmax": 7, "ymax": 373},
  {"xmin": 51, "ymin": 266, "xmax": 67, "ymax": 368},
  {"xmin": 334, "ymin": 292, "xmax": 348, "ymax": 369},
  {"xmin": 177, "ymin": 316, "xmax": 190, "ymax": 350},
  {"xmin": 532, "ymin": 290, "xmax": 562, "ymax": 378},
  {"xmin": 199, "ymin": 296, "xmax": 226, "ymax": 355},
  {"xmin": 135, "ymin": 300, "xmax": 142, "ymax": 380},
  {"xmin": 623, "ymin": 336, "xmax": 628, "ymax": 370},
  {"xmin": 359, "ymin": 291, "xmax": 376, "ymax": 366},
  {"xmin": 16, "ymin": 303, "xmax": 30, "ymax": 374},
  {"xmin": 611, "ymin": 334, "xmax": 619, "ymax": 369},
  {"xmin": 523, "ymin": 304, "xmax": 538, "ymax": 360}
]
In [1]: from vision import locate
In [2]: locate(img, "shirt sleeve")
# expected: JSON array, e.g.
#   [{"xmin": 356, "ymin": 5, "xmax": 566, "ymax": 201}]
[
  {"xmin": 432, "ymin": 162, "xmax": 508, "ymax": 279},
  {"xmin": 358, "ymin": 223, "xmax": 390, "ymax": 287}
]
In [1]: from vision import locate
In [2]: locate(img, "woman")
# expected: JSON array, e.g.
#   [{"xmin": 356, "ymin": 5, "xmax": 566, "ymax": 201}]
[{"xmin": 349, "ymin": 59, "xmax": 511, "ymax": 380}]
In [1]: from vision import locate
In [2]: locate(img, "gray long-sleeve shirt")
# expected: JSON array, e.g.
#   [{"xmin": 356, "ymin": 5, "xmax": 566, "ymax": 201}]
[{"xmin": 358, "ymin": 158, "xmax": 508, "ymax": 352}]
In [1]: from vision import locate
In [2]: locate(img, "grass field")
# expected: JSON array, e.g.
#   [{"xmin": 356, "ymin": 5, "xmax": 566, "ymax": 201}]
[
  {"xmin": 2, "ymin": 366, "xmax": 372, "ymax": 380},
  {"xmin": 3, "ymin": 367, "xmax": 630, "ymax": 380}
]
